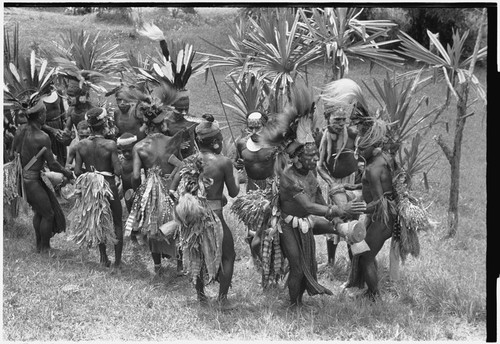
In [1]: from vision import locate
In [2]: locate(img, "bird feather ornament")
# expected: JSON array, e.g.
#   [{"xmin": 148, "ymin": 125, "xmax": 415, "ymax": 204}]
[{"xmin": 138, "ymin": 22, "xmax": 208, "ymax": 91}]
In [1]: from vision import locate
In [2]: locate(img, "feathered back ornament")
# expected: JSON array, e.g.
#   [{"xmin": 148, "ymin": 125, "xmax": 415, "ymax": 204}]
[
  {"xmin": 258, "ymin": 83, "xmax": 316, "ymax": 149},
  {"xmin": 137, "ymin": 23, "xmax": 208, "ymax": 92}
]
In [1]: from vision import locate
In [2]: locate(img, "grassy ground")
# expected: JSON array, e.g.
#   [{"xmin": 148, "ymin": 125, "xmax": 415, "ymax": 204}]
[{"xmin": 3, "ymin": 6, "xmax": 487, "ymax": 341}]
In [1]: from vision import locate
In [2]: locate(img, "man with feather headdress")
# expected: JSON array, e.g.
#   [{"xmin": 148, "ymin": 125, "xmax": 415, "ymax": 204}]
[
  {"xmin": 8, "ymin": 99, "xmax": 74, "ymax": 254},
  {"xmin": 257, "ymin": 84, "xmax": 367, "ymax": 307},
  {"xmin": 137, "ymin": 22, "xmax": 208, "ymax": 159},
  {"xmin": 316, "ymin": 79, "xmax": 368, "ymax": 269},
  {"xmin": 124, "ymin": 82, "xmax": 187, "ymax": 278},
  {"xmin": 4, "ymin": 43, "xmax": 74, "ymax": 252},
  {"xmin": 171, "ymin": 114, "xmax": 241, "ymax": 309},
  {"xmin": 349, "ymin": 100, "xmax": 433, "ymax": 301}
]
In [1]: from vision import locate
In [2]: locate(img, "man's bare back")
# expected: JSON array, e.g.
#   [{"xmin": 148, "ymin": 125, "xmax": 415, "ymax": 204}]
[
  {"xmin": 133, "ymin": 133, "xmax": 182, "ymax": 175},
  {"xmin": 199, "ymin": 151, "xmax": 238, "ymax": 201},
  {"xmin": 76, "ymin": 137, "xmax": 120, "ymax": 175}
]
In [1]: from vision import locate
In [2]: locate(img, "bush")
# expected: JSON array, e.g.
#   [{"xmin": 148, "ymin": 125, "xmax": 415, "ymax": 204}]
[{"xmin": 95, "ymin": 7, "xmax": 133, "ymax": 25}]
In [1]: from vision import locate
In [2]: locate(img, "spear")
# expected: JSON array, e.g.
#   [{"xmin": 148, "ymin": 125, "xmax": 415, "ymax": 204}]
[{"xmin": 209, "ymin": 68, "xmax": 240, "ymax": 159}]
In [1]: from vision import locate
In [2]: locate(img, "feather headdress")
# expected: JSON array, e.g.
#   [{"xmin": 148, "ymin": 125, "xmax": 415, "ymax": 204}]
[
  {"xmin": 137, "ymin": 22, "xmax": 208, "ymax": 92},
  {"xmin": 223, "ymin": 72, "xmax": 272, "ymax": 132},
  {"xmin": 319, "ymin": 78, "xmax": 368, "ymax": 120},
  {"xmin": 259, "ymin": 83, "xmax": 316, "ymax": 150}
]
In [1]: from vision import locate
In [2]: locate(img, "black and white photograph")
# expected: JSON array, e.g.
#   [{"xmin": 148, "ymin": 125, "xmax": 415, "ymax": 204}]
[{"xmin": 2, "ymin": 2, "xmax": 494, "ymax": 341}]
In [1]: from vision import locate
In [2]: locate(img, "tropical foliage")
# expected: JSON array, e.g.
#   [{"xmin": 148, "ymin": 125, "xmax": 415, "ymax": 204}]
[
  {"xmin": 298, "ymin": 7, "xmax": 404, "ymax": 81},
  {"xmin": 49, "ymin": 29, "xmax": 128, "ymax": 92}
]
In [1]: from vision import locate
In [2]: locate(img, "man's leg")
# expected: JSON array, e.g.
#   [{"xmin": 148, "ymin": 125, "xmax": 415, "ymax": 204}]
[
  {"xmin": 33, "ymin": 213, "xmax": 42, "ymax": 252},
  {"xmin": 279, "ymin": 225, "xmax": 305, "ymax": 306},
  {"xmin": 109, "ymin": 189, "xmax": 123, "ymax": 268},
  {"xmin": 98, "ymin": 243, "xmax": 110, "ymax": 267},
  {"xmin": 359, "ymin": 220, "xmax": 392, "ymax": 298},
  {"xmin": 215, "ymin": 211, "xmax": 235, "ymax": 303},
  {"xmin": 195, "ymin": 271, "xmax": 207, "ymax": 303},
  {"xmin": 26, "ymin": 181, "xmax": 54, "ymax": 253},
  {"xmin": 151, "ymin": 252, "xmax": 162, "ymax": 275}
]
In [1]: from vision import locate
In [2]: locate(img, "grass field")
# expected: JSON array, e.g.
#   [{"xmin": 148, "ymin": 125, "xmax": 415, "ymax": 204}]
[{"xmin": 3, "ymin": 6, "xmax": 488, "ymax": 341}]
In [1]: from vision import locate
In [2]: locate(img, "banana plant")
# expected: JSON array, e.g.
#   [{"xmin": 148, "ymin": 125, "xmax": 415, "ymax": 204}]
[{"xmin": 299, "ymin": 7, "xmax": 404, "ymax": 81}]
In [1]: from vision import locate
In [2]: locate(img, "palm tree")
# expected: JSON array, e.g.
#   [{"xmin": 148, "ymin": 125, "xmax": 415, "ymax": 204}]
[
  {"xmin": 396, "ymin": 8, "xmax": 487, "ymax": 237},
  {"xmin": 298, "ymin": 7, "xmax": 404, "ymax": 82}
]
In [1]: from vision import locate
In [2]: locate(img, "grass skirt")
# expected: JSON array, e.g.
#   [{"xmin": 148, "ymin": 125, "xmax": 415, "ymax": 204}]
[
  {"xmin": 125, "ymin": 166, "xmax": 174, "ymax": 240},
  {"xmin": 67, "ymin": 172, "xmax": 117, "ymax": 247}
]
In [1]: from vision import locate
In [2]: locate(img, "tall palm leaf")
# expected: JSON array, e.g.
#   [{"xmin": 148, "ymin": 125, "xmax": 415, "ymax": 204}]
[
  {"xmin": 299, "ymin": 7, "xmax": 404, "ymax": 81},
  {"xmin": 397, "ymin": 29, "xmax": 487, "ymax": 104},
  {"xmin": 199, "ymin": 18, "xmax": 254, "ymax": 79},
  {"xmin": 241, "ymin": 8, "xmax": 322, "ymax": 110},
  {"xmin": 362, "ymin": 72, "xmax": 440, "ymax": 184},
  {"xmin": 50, "ymin": 29, "xmax": 128, "ymax": 92}
]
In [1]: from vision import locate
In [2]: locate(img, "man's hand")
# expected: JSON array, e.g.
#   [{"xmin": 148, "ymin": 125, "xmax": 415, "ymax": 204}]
[
  {"xmin": 342, "ymin": 201, "xmax": 366, "ymax": 217},
  {"xmin": 63, "ymin": 169, "xmax": 75, "ymax": 181},
  {"xmin": 180, "ymin": 141, "xmax": 190, "ymax": 150},
  {"xmin": 234, "ymin": 158, "xmax": 244, "ymax": 170}
]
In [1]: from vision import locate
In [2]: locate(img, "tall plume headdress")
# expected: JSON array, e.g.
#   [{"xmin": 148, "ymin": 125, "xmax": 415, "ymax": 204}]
[
  {"xmin": 137, "ymin": 23, "xmax": 208, "ymax": 108},
  {"xmin": 258, "ymin": 83, "xmax": 318, "ymax": 175},
  {"xmin": 317, "ymin": 78, "xmax": 369, "ymax": 169},
  {"xmin": 4, "ymin": 23, "xmax": 57, "ymax": 117}
]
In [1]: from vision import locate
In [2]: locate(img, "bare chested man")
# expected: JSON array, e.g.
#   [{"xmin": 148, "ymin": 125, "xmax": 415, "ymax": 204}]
[
  {"xmin": 126, "ymin": 111, "xmax": 185, "ymax": 277},
  {"xmin": 74, "ymin": 107, "xmax": 123, "ymax": 270},
  {"xmin": 234, "ymin": 111, "xmax": 278, "ymax": 263},
  {"xmin": 172, "ymin": 114, "xmax": 240, "ymax": 309},
  {"xmin": 114, "ymin": 87, "xmax": 147, "ymax": 142},
  {"xmin": 165, "ymin": 95, "xmax": 198, "ymax": 159},
  {"xmin": 279, "ymin": 140, "xmax": 366, "ymax": 306},
  {"xmin": 10, "ymin": 100, "xmax": 74, "ymax": 253},
  {"xmin": 350, "ymin": 119, "xmax": 397, "ymax": 300},
  {"xmin": 63, "ymin": 80, "xmax": 94, "ymax": 137}
]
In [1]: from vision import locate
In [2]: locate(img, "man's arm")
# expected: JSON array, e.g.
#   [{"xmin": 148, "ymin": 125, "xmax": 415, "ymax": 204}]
[
  {"xmin": 294, "ymin": 190, "xmax": 366, "ymax": 220},
  {"xmin": 109, "ymin": 141, "xmax": 122, "ymax": 177},
  {"xmin": 43, "ymin": 135, "xmax": 73, "ymax": 180},
  {"xmin": 74, "ymin": 143, "xmax": 84, "ymax": 177},
  {"xmin": 131, "ymin": 146, "xmax": 143, "ymax": 190},
  {"xmin": 223, "ymin": 157, "xmax": 240, "ymax": 198},
  {"xmin": 364, "ymin": 164, "xmax": 385, "ymax": 214},
  {"xmin": 316, "ymin": 161, "xmax": 335, "ymax": 186}
]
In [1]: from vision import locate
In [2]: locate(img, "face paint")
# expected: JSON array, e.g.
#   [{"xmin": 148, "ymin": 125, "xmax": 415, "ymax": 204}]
[{"xmin": 298, "ymin": 143, "xmax": 319, "ymax": 170}]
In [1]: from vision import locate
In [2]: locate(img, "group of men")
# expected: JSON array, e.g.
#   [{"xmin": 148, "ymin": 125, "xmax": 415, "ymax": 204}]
[{"xmin": 7, "ymin": 71, "xmax": 401, "ymax": 309}]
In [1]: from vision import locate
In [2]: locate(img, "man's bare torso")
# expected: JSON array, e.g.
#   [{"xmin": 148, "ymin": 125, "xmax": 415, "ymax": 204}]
[
  {"xmin": 77, "ymin": 137, "xmax": 115, "ymax": 173},
  {"xmin": 237, "ymin": 137, "xmax": 276, "ymax": 180}
]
